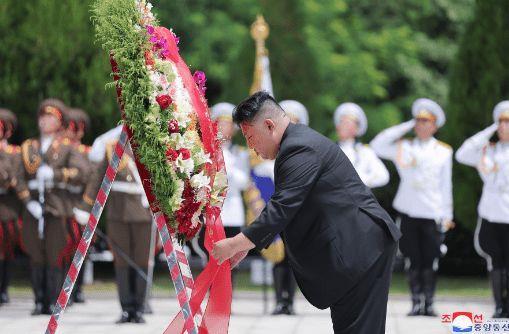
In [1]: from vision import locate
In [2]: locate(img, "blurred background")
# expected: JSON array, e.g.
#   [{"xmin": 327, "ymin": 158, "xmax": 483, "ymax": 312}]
[{"xmin": 2, "ymin": 0, "xmax": 509, "ymax": 331}]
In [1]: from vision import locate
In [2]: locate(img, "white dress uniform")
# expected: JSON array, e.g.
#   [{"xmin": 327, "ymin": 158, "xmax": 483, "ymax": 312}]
[
  {"xmin": 221, "ymin": 142, "xmax": 249, "ymax": 227},
  {"xmin": 334, "ymin": 102, "xmax": 389, "ymax": 188},
  {"xmin": 370, "ymin": 120, "xmax": 453, "ymax": 222},
  {"xmin": 210, "ymin": 103, "xmax": 250, "ymax": 230},
  {"xmin": 456, "ymin": 101, "xmax": 509, "ymax": 318},
  {"xmin": 370, "ymin": 98, "xmax": 452, "ymax": 316}
]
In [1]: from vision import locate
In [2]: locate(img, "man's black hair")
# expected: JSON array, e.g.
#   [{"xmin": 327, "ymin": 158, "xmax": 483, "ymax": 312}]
[{"xmin": 232, "ymin": 91, "xmax": 280, "ymax": 125}]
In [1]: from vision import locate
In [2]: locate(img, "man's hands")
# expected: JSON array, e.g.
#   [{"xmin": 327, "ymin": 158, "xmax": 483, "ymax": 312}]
[
  {"xmin": 230, "ymin": 250, "xmax": 249, "ymax": 269},
  {"xmin": 211, "ymin": 238, "xmax": 237, "ymax": 265},
  {"xmin": 211, "ymin": 232, "xmax": 255, "ymax": 266}
]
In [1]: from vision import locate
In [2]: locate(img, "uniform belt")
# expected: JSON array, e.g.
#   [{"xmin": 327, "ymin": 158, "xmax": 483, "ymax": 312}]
[
  {"xmin": 28, "ymin": 180, "xmax": 84, "ymax": 193},
  {"xmin": 111, "ymin": 181, "xmax": 144, "ymax": 195},
  {"xmin": 28, "ymin": 179, "xmax": 55, "ymax": 190}
]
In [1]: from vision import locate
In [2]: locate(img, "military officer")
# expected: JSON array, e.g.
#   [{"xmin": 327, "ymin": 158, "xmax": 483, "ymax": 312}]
[
  {"xmin": 76, "ymin": 125, "xmax": 153, "ymax": 324},
  {"xmin": 456, "ymin": 101, "xmax": 509, "ymax": 318},
  {"xmin": 64, "ymin": 108, "xmax": 92, "ymax": 304},
  {"xmin": 334, "ymin": 102, "xmax": 389, "ymax": 188},
  {"xmin": 371, "ymin": 98, "xmax": 454, "ymax": 317},
  {"xmin": 0, "ymin": 108, "xmax": 22, "ymax": 304},
  {"xmin": 15, "ymin": 99, "xmax": 89, "ymax": 315}
]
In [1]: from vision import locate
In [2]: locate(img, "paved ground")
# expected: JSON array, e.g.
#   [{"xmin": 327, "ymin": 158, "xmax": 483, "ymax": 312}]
[{"xmin": 0, "ymin": 292, "xmax": 496, "ymax": 334}]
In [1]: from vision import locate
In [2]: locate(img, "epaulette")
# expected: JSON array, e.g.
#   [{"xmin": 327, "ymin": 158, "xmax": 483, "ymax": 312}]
[
  {"xmin": 78, "ymin": 144, "xmax": 88, "ymax": 154},
  {"xmin": 437, "ymin": 140, "xmax": 452, "ymax": 150},
  {"xmin": 61, "ymin": 138, "xmax": 71, "ymax": 146},
  {"xmin": 4, "ymin": 145, "xmax": 20, "ymax": 154}
]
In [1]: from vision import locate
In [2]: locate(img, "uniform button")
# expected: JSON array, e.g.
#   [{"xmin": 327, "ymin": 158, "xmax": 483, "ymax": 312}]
[{"xmin": 127, "ymin": 175, "xmax": 132, "ymax": 182}]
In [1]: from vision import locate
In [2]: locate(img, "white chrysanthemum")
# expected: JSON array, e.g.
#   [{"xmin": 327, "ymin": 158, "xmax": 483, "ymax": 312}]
[
  {"xmin": 183, "ymin": 130, "xmax": 198, "ymax": 147},
  {"xmin": 176, "ymin": 155, "xmax": 195, "ymax": 177},
  {"xmin": 195, "ymin": 187, "xmax": 209, "ymax": 203},
  {"xmin": 193, "ymin": 149, "xmax": 211, "ymax": 166},
  {"xmin": 190, "ymin": 171, "xmax": 211, "ymax": 190},
  {"xmin": 169, "ymin": 133, "xmax": 187, "ymax": 150}
]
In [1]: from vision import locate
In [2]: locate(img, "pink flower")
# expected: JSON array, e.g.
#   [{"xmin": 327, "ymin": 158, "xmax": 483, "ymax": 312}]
[
  {"xmin": 193, "ymin": 71, "xmax": 207, "ymax": 95},
  {"xmin": 168, "ymin": 119, "xmax": 180, "ymax": 134},
  {"xmin": 146, "ymin": 25, "xmax": 155, "ymax": 35},
  {"xmin": 156, "ymin": 94, "xmax": 172, "ymax": 109}
]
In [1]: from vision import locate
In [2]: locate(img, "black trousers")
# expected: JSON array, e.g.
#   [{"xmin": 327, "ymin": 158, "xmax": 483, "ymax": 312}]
[
  {"xmin": 477, "ymin": 219, "xmax": 509, "ymax": 270},
  {"xmin": 273, "ymin": 254, "xmax": 296, "ymax": 306},
  {"xmin": 330, "ymin": 242, "xmax": 397, "ymax": 334},
  {"xmin": 399, "ymin": 213, "xmax": 441, "ymax": 270}
]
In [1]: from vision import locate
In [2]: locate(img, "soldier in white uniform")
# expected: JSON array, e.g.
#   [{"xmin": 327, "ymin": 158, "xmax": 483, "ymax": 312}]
[
  {"xmin": 371, "ymin": 98, "xmax": 454, "ymax": 317},
  {"xmin": 456, "ymin": 101, "xmax": 509, "ymax": 318},
  {"xmin": 334, "ymin": 103, "xmax": 389, "ymax": 188},
  {"xmin": 211, "ymin": 103, "xmax": 250, "ymax": 238}
]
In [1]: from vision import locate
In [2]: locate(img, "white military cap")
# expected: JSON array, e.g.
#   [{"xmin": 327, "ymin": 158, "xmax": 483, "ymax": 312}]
[
  {"xmin": 280, "ymin": 100, "xmax": 309, "ymax": 125},
  {"xmin": 412, "ymin": 98, "xmax": 445, "ymax": 128},
  {"xmin": 211, "ymin": 102, "xmax": 235, "ymax": 121},
  {"xmin": 333, "ymin": 102, "xmax": 368, "ymax": 136},
  {"xmin": 493, "ymin": 100, "xmax": 509, "ymax": 123}
]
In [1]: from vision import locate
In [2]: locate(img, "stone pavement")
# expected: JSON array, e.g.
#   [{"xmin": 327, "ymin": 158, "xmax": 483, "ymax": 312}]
[{"xmin": 0, "ymin": 292, "xmax": 495, "ymax": 334}]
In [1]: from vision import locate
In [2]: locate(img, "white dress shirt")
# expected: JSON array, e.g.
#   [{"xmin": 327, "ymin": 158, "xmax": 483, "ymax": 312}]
[
  {"xmin": 339, "ymin": 139, "xmax": 390, "ymax": 188},
  {"xmin": 456, "ymin": 124, "xmax": 509, "ymax": 224},
  {"xmin": 221, "ymin": 142, "xmax": 250, "ymax": 227},
  {"xmin": 371, "ymin": 120, "xmax": 453, "ymax": 221}
]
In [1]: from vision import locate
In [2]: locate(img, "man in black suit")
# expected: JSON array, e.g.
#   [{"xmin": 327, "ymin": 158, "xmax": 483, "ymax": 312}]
[{"xmin": 212, "ymin": 92, "xmax": 401, "ymax": 334}]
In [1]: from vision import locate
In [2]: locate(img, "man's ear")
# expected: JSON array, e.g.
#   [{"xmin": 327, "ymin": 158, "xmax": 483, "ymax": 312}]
[{"xmin": 264, "ymin": 118, "xmax": 275, "ymax": 131}]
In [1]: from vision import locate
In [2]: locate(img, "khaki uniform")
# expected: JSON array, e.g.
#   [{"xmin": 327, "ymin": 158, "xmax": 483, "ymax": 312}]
[
  {"xmin": 15, "ymin": 136, "xmax": 89, "ymax": 308},
  {"xmin": 0, "ymin": 144, "xmax": 22, "ymax": 258},
  {"xmin": 0, "ymin": 144, "xmax": 22, "ymax": 304},
  {"xmin": 81, "ymin": 140, "xmax": 152, "ymax": 318}
]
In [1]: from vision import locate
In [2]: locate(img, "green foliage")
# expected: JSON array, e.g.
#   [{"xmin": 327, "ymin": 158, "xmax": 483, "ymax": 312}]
[
  {"xmin": 0, "ymin": 0, "xmax": 118, "ymax": 142},
  {"xmin": 446, "ymin": 0, "xmax": 509, "ymax": 229},
  {"xmin": 92, "ymin": 0, "xmax": 181, "ymax": 227}
]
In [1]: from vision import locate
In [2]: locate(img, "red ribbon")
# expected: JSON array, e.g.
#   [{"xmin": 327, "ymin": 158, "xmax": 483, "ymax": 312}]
[
  {"xmin": 156, "ymin": 26, "xmax": 232, "ymax": 334},
  {"xmin": 110, "ymin": 26, "xmax": 232, "ymax": 334}
]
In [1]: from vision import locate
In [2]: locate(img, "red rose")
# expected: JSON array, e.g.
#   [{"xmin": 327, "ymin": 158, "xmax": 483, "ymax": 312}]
[
  {"xmin": 168, "ymin": 119, "xmax": 180, "ymax": 134},
  {"xmin": 156, "ymin": 94, "xmax": 173, "ymax": 110},
  {"xmin": 165, "ymin": 148, "xmax": 179, "ymax": 161},
  {"xmin": 179, "ymin": 148, "xmax": 191, "ymax": 160},
  {"xmin": 144, "ymin": 51, "xmax": 155, "ymax": 66}
]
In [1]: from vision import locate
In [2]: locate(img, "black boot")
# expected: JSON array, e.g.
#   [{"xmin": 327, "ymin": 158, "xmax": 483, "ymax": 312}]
[
  {"xmin": 30, "ymin": 265, "xmax": 46, "ymax": 315},
  {"xmin": 115, "ymin": 267, "xmax": 133, "ymax": 324},
  {"xmin": 422, "ymin": 269, "xmax": 437, "ymax": 317},
  {"xmin": 46, "ymin": 267, "xmax": 65, "ymax": 315},
  {"xmin": 504, "ymin": 269, "xmax": 509, "ymax": 318},
  {"xmin": 72, "ymin": 270, "xmax": 85, "ymax": 304},
  {"xmin": 132, "ymin": 267, "xmax": 147, "ymax": 324},
  {"xmin": 271, "ymin": 265, "xmax": 286, "ymax": 315},
  {"xmin": 406, "ymin": 269, "xmax": 422, "ymax": 316},
  {"xmin": 282, "ymin": 266, "xmax": 296, "ymax": 315},
  {"xmin": 0, "ymin": 260, "xmax": 9, "ymax": 304},
  {"xmin": 491, "ymin": 269, "xmax": 505, "ymax": 318}
]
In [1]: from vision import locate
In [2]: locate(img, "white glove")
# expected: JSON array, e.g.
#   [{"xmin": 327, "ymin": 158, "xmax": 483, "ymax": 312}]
[
  {"xmin": 27, "ymin": 201, "xmax": 43, "ymax": 220},
  {"xmin": 36, "ymin": 164, "xmax": 54, "ymax": 182},
  {"xmin": 73, "ymin": 208, "xmax": 90, "ymax": 226},
  {"xmin": 141, "ymin": 195, "xmax": 150, "ymax": 208}
]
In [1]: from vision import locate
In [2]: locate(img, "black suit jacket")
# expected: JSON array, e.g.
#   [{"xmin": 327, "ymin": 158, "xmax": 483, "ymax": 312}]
[{"xmin": 242, "ymin": 123, "xmax": 402, "ymax": 309}]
